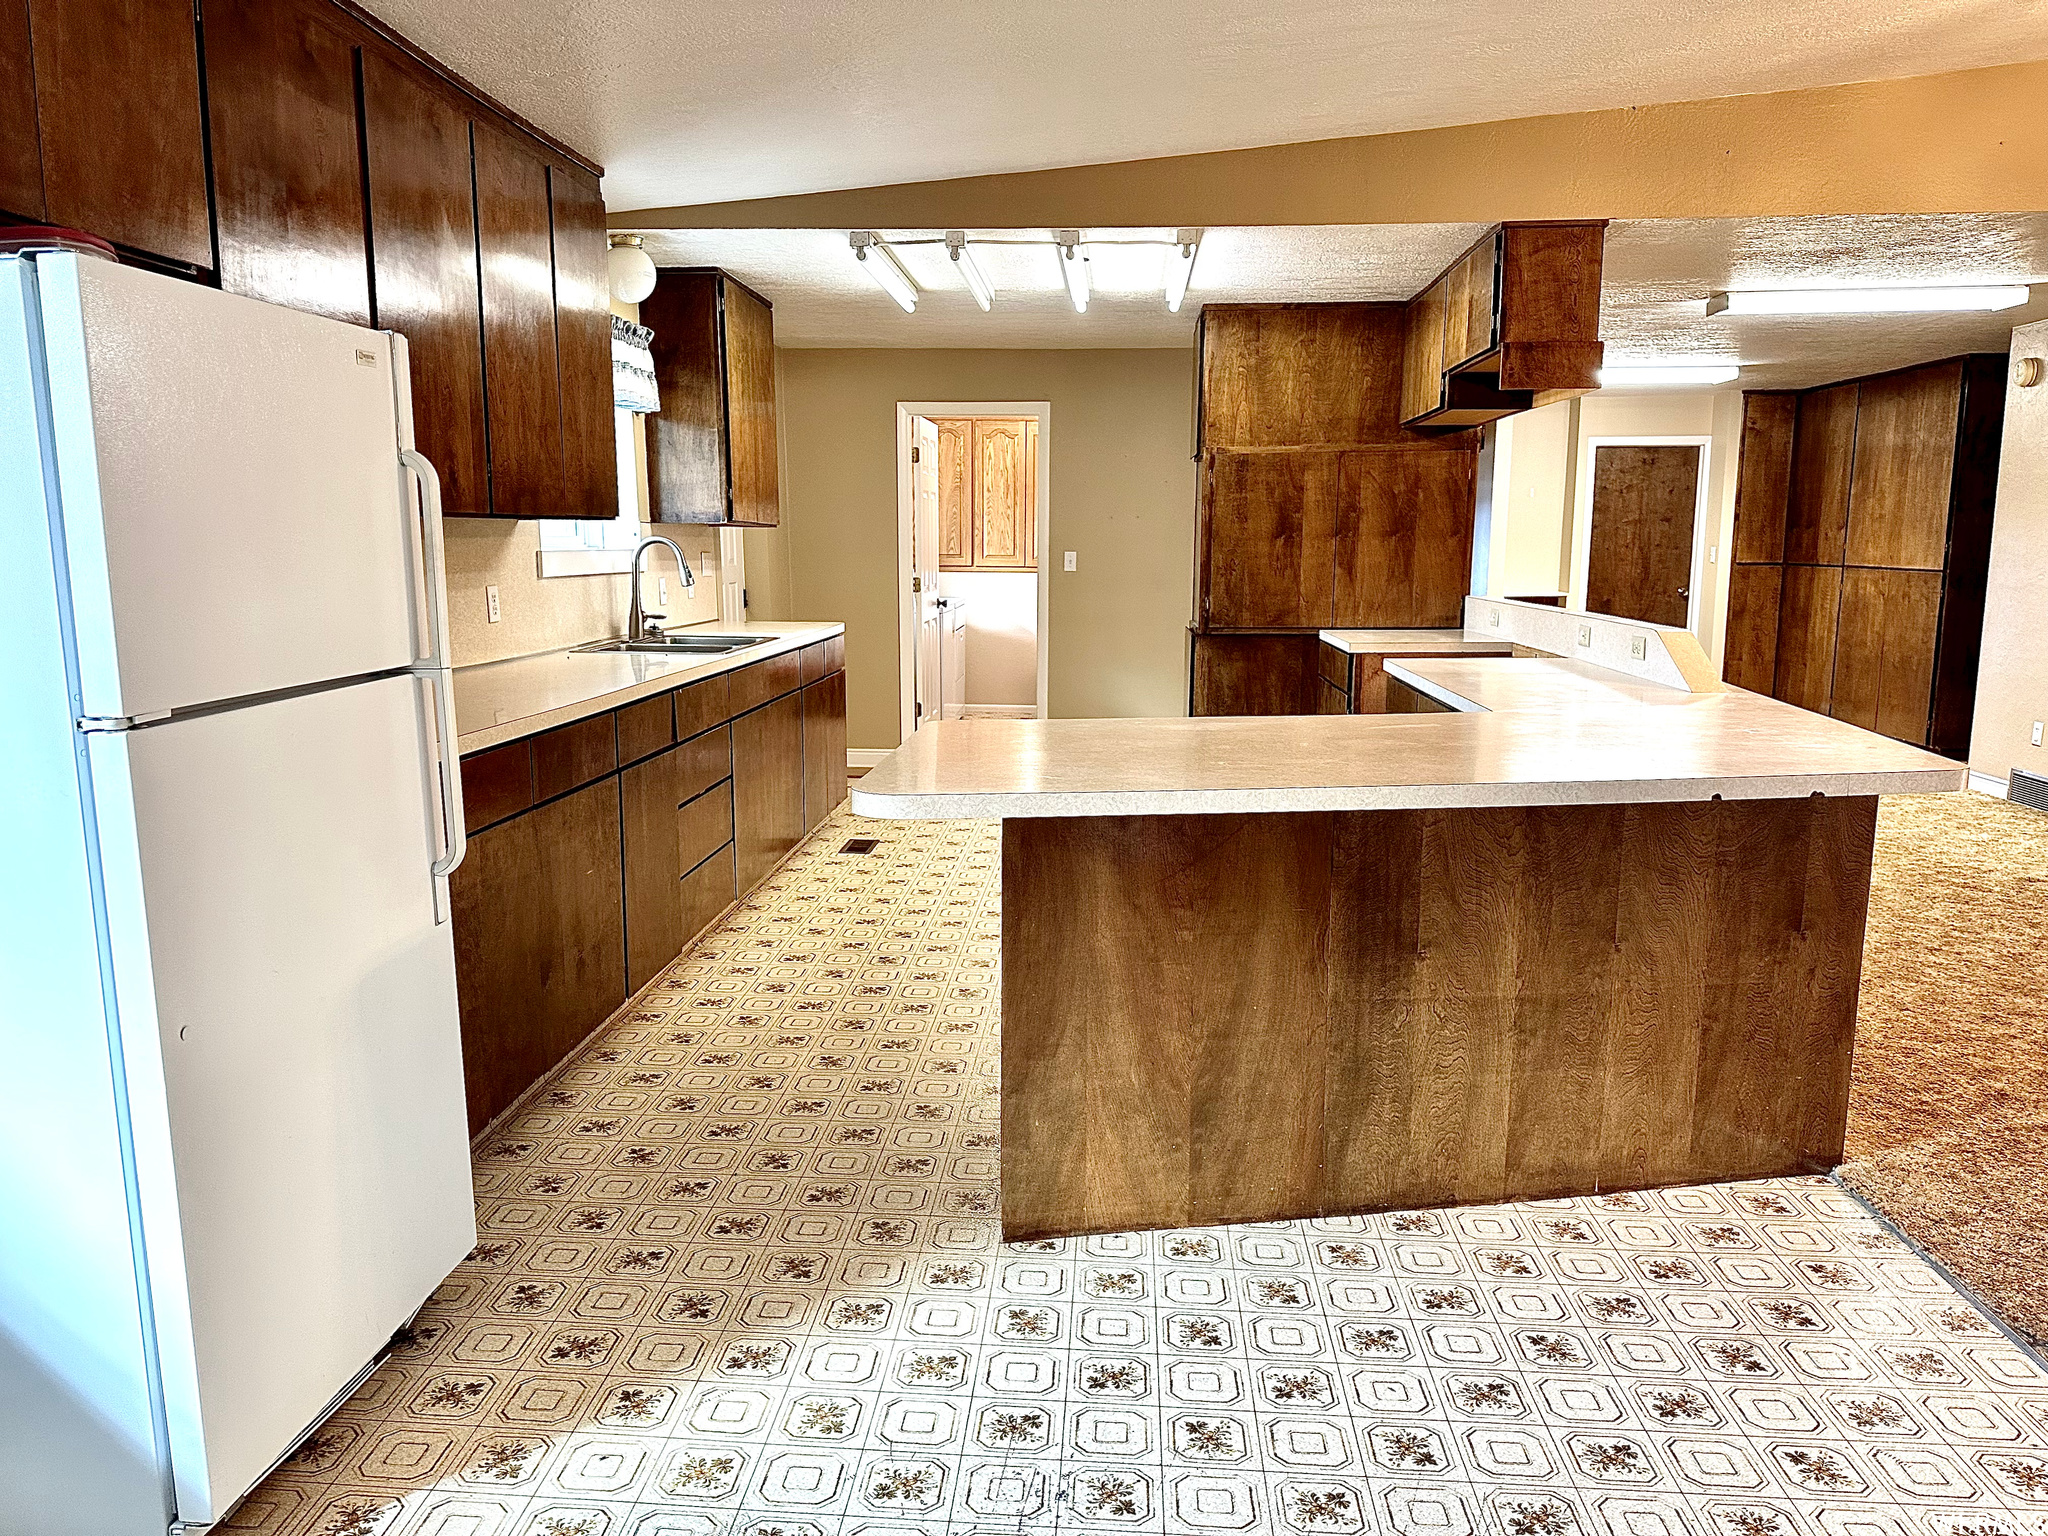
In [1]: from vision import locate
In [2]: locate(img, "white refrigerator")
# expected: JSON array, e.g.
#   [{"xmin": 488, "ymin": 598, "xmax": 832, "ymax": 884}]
[{"xmin": 0, "ymin": 253, "xmax": 476, "ymax": 1534}]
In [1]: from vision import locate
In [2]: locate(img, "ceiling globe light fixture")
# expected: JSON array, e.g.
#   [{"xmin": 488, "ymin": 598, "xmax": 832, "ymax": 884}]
[
  {"xmin": 1708, "ymin": 284, "xmax": 2029, "ymax": 315},
  {"xmin": 1165, "ymin": 229, "xmax": 1202, "ymax": 313},
  {"xmin": 850, "ymin": 231, "xmax": 918, "ymax": 312},
  {"xmin": 606, "ymin": 233, "xmax": 656, "ymax": 303},
  {"xmin": 1055, "ymin": 230, "xmax": 1090, "ymax": 314},
  {"xmin": 945, "ymin": 231, "xmax": 995, "ymax": 311}
]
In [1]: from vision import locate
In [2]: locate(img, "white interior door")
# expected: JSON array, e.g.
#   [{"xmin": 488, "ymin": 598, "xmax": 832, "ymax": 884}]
[
  {"xmin": 89, "ymin": 675, "xmax": 474, "ymax": 1521},
  {"xmin": 911, "ymin": 415, "xmax": 942, "ymax": 730},
  {"xmin": 37, "ymin": 254, "xmax": 418, "ymax": 718}
]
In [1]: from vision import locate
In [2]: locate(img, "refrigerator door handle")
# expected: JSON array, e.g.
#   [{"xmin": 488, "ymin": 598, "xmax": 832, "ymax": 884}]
[{"xmin": 400, "ymin": 447, "xmax": 466, "ymax": 884}]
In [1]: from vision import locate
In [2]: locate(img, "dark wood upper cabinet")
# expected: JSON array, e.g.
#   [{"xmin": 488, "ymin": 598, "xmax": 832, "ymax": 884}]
[
  {"xmin": 1844, "ymin": 360, "xmax": 1962, "ymax": 569},
  {"xmin": 203, "ymin": 0, "xmax": 370, "ymax": 324},
  {"xmin": 1783, "ymin": 383, "xmax": 1856, "ymax": 565},
  {"xmin": 30, "ymin": 0, "xmax": 211, "ymax": 267},
  {"xmin": 1731, "ymin": 391, "xmax": 1796, "ymax": 564},
  {"xmin": 1198, "ymin": 304, "xmax": 1412, "ymax": 449},
  {"xmin": 1773, "ymin": 562, "xmax": 1842, "ymax": 714},
  {"xmin": 0, "ymin": 0, "xmax": 45, "ymax": 222},
  {"xmin": 1333, "ymin": 448, "xmax": 1478, "ymax": 629},
  {"xmin": 549, "ymin": 164, "xmax": 617, "ymax": 521},
  {"xmin": 643, "ymin": 267, "xmax": 781, "ymax": 526},
  {"xmin": 360, "ymin": 50, "xmax": 489, "ymax": 515},
  {"xmin": 1201, "ymin": 450, "xmax": 1339, "ymax": 629},
  {"xmin": 473, "ymin": 122, "xmax": 566, "ymax": 518}
]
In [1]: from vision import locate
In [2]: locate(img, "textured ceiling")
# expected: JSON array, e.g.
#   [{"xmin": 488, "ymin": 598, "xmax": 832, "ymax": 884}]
[
  {"xmin": 359, "ymin": 0, "xmax": 2048, "ymax": 212},
  {"xmin": 633, "ymin": 216, "xmax": 2048, "ymax": 383}
]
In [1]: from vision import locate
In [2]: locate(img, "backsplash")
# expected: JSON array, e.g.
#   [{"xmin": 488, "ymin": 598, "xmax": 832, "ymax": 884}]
[{"xmin": 442, "ymin": 518, "xmax": 723, "ymax": 667}]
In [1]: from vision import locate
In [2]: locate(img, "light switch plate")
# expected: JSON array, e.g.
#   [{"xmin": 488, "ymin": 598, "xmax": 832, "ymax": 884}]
[
  {"xmin": 1488, "ymin": 610, "xmax": 1500, "ymax": 627},
  {"xmin": 2033, "ymin": 721, "xmax": 2043, "ymax": 747},
  {"xmin": 659, "ymin": 576, "xmax": 668, "ymax": 604},
  {"xmin": 486, "ymin": 585, "xmax": 501, "ymax": 623},
  {"xmin": 1063, "ymin": 551, "xmax": 1077, "ymax": 572}
]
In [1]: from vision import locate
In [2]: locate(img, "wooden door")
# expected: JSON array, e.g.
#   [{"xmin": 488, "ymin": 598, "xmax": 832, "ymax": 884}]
[
  {"xmin": 360, "ymin": 50, "xmax": 489, "ymax": 516},
  {"xmin": 202, "ymin": 0, "xmax": 370, "ymax": 323},
  {"xmin": 910, "ymin": 415, "xmax": 942, "ymax": 731},
  {"xmin": 1584, "ymin": 444, "xmax": 1699, "ymax": 627},
  {"xmin": 1784, "ymin": 383, "xmax": 1856, "ymax": 564},
  {"xmin": 1845, "ymin": 361, "xmax": 1962, "ymax": 570},
  {"xmin": 934, "ymin": 418, "xmax": 972, "ymax": 565},
  {"xmin": 731, "ymin": 691, "xmax": 806, "ymax": 893},
  {"xmin": 1332, "ymin": 449, "xmax": 1477, "ymax": 628},
  {"xmin": 550, "ymin": 164, "xmax": 617, "ymax": 520},
  {"xmin": 0, "ymin": 0, "xmax": 45, "ymax": 221},
  {"xmin": 1830, "ymin": 567, "xmax": 1940, "ymax": 746},
  {"xmin": 473, "ymin": 122, "xmax": 565, "ymax": 517},
  {"xmin": 1773, "ymin": 564, "xmax": 1843, "ymax": 713},
  {"xmin": 722, "ymin": 278, "xmax": 779, "ymax": 525},
  {"xmin": 973, "ymin": 418, "xmax": 1033, "ymax": 567},
  {"xmin": 621, "ymin": 745, "xmax": 685, "ymax": 992},
  {"xmin": 31, "ymin": 0, "xmax": 211, "ymax": 267},
  {"xmin": 1201, "ymin": 449, "xmax": 1338, "ymax": 628},
  {"xmin": 803, "ymin": 670, "xmax": 848, "ymax": 830}
]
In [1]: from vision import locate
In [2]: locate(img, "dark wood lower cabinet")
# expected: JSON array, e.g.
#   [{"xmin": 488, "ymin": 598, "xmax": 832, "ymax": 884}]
[
  {"xmin": 732, "ymin": 690, "xmax": 806, "ymax": 892},
  {"xmin": 1189, "ymin": 633, "xmax": 1322, "ymax": 716},
  {"xmin": 620, "ymin": 747, "xmax": 685, "ymax": 994},
  {"xmin": 451, "ymin": 776, "xmax": 625, "ymax": 1133},
  {"xmin": 803, "ymin": 670, "xmax": 848, "ymax": 831}
]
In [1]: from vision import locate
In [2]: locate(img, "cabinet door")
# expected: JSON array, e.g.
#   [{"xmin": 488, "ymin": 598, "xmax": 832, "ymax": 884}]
[
  {"xmin": 474, "ymin": 122, "xmax": 565, "ymax": 517},
  {"xmin": 1188, "ymin": 633, "xmax": 1322, "ymax": 716},
  {"xmin": 31, "ymin": 0, "xmax": 211, "ymax": 267},
  {"xmin": 450, "ymin": 776, "xmax": 625, "ymax": 1133},
  {"xmin": 802, "ymin": 670, "xmax": 847, "ymax": 831},
  {"xmin": 1845, "ymin": 361, "xmax": 1962, "ymax": 570},
  {"xmin": 1332, "ymin": 449, "xmax": 1477, "ymax": 628},
  {"xmin": 1731, "ymin": 392, "xmax": 1796, "ymax": 564},
  {"xmin": 202, "ymin": 0, "xmax": 370, "ymax": 323},
  {"xmin": 1201, "ymin": 450, "xmax": 1338, "ymax": 628},
  {"xmin": 1399, "ymin": 280, "xmax": 1448, "ymax": 423},
  {"xmin": 722, "ymin": 277, "xmax": 779, "ymax": 526},
  {"xmin": 361, "ymin": 51, "xmax": 488, "ymax": 516},
  {"xmin": 1830, "ymin": 567, "xmax": 1940, "ymax": 745},
  {"xmin": 935, "ymin": 417, "xmax": 972, "ymax": 565},
  {"xmin": 1784, "ymin": 383, "xmax": 1856, "ymax": 565},
  {"xmin": 1203, "ymin": 304, "xmax": 1409, "ymax": 447},
  {"xmin": 621, "ymin": 746, "xmax": 685, "ymax": 992},
  {"xmin": 641, "ymin": 269, "xmax": 727, "ymax": 522},
  {"xmin": 1772, "ymin": 564, "xmax": 1842, "ymax": 713},
  {"xmin": 1721, "ymin": 563, "xmax": 1784, "ymax": 695},
  {"xmin": 551, "ymin": 163, "xmax": 617, "ymax": 520},
  {"xmin": 731, "ymin": 691, "xmax": 805, "ymax": 893},
  {"xmin": 973, "ymin": 418, "xmax": 1033, "ymax": 567},
  {"xmin": 0, "ymin": 0, "xmax": 45, "ymax": 221}
]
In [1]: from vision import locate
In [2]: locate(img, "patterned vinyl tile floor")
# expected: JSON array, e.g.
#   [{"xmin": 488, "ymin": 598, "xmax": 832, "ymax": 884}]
[{"xmin": 225, "ymin": 808, "xmax": 2048, "ymax": 1536}]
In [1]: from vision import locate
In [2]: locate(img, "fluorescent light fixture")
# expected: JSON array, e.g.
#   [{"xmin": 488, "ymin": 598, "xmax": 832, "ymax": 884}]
[
  {"xmin": 1055, "ymin": 229, "xmax": 1089, "ymax": 313},
  {"xmin": 1708, "ymin": 284, "xmax": 2029, "ymax": 315},
  {"xmin": 1165, "ymin": 228, "xmax": 1201, "ymax": 313},
  {"xmin": 1599, "ymin": 363, "xmax": 1741, "ymax": 387},
  {"xmin": 849, "ymin": 231, "xmax": 917, "ymax": 313},
  {"xmin": 945, "ymin": 231, "xmax": 994, "ymax": 311}
]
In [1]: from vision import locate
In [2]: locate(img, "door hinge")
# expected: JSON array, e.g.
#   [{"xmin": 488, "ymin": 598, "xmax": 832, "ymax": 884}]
[
  {"xmin": 915, "ymin": 700, "xmax": 923, "ymax": 720},
  {"xmin": 911, "ymin": 576, "xmax": 923, "ymax": 593},
  {"xmin": 910, "ymin": 445, "xmax": 921, "ymax": 463}
]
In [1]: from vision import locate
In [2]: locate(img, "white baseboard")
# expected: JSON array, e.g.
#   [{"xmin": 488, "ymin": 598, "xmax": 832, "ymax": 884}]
[
  {"xmin": 1968, "ymin": 769, "xmax": 2009, "ymax": 798},
  {"xmin": 848, "ymin": 749, "xmax": 891, "ymax": 769},
  {"xmin": 963, "ymin": 704, "xmax": 1037, "ymax": 719}
]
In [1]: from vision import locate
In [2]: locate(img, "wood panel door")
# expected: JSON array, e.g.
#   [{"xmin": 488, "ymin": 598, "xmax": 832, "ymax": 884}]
[
  {"xmin": 1830, "ymin": 567, "xmax": 1941, "ymax": 746},
  {"xmin": 1188, "ymin": 633, "xmax": 1322, "ymax": 716},
  {"xmin": 722, "ymin": 278, "xmax": 779, "ymax": 526},
  {"xmin": 1332, "ymin": 449, "xmax": 1477, "ymax": 628},
  {"xmin": 1202, "ymin": 304, "xmax": 1413, "ymax": 447},
  {"xmin": 1784, "ymin": 383, "xmax": 1857, "ymax": 564},
  {"xmin": 1845, "ymin": 361, "xmax": 1962, "ymax": 570},
  {"xmin": 1773, "ymin": 564, "xmax": 1843, "ymax": 713},
  {"xmin": 30, "ymin": 0, "xmax": 211, "ymax": 267},
  {"xmin": 1398, "ymin": 280, "xmax": 1447, "ymax": 424},
  {"xmin": 621, "ymin": 745, "xmax": 685, "ymax": 992},
  {"xmin": 934, "ymin": 417, "xmax": 972, "ymax": 565},
  {"xmin": 1722, "ymin": 563, "xmax": 1784, "ymax": 694},
  {"xmin": 731, "ymin": 690, "xmax": 805, "ymax": 893},
  {"xmin": 361, "ymin": 50, "xmax": 489, "ymax": 516},
  {"xmin": 0, "ymin": 0, "xmax": 44, "ymax": 221},
  {"xmin": 474, "ymin": 122, "xmax": 565, "ymax": 518},
  {"xmin": 972, "ymin": 418, "xmax": 1033, "ymax": 567},
  {"xmin": 203, "ymin": 0, "xmax": 370, "ymax": 323},
  {"xmin": 1201, "ymin": 450, "xmax": 1338, "ymax": 628},
  {"xmin": 641, "ymin": 269, "xmax": 725, "ymax": 522},
  {"xmin": 1584, "ymin": 444, "xmax": 1699, "ymax": 627},
  {"xmin": 550, "ymin": 164, "xmax": 617, "ymax": 521},
  {"xmin": 802, "ymin": 670, "xmax": 848, "ymax": 830},
  {"xmin": 1732, "ymin": 392, "xmax": 1796, "ymax": 563}
]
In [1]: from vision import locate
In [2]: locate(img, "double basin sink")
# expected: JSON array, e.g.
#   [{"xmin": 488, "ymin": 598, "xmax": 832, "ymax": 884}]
[{"xmin": 574, "ymin": 633, "xmax": 771, "ymax": 657}]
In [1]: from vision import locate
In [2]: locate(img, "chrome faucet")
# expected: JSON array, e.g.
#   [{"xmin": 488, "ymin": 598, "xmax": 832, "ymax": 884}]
[{"xmin": 627, "ymin": 534, "xmax": 694, "ymax": 639}]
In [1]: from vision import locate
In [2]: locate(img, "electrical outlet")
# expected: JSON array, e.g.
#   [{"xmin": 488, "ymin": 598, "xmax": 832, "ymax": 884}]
[
  {"xmin": 658, "ymin": 576, "xmax": 668, "ymax": 604},
  {"xmin": 1707, "ymin": 545, "xmax": 1717, "ymax": 564},
  {"xmin": 486, "ymin": 585, "xmax": 500, "ymax": 623},
  {"xmin": 1063, "ymin": 551, "xmax": 1077, "ymax": 572},
  {"xmin": 1578, "ymin": 624, "xmax": 1593, "ymax": 647},
  {"xmin": 2033, "ymin": 721, "xmax": 2044, "ymax": 747},
  {"xmin": 1630, "ymin": 635, "xmax": 1648, "ymax": 661},
  {"xmin": 1488, "ymin": 609, "xmax": 1500, "ymax": 627}
]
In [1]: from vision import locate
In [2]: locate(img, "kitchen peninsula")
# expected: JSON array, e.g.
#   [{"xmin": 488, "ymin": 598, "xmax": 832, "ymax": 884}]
[{"xmin": 853, "ymin": 600, "xmax": 1964, "ymax": 1241}]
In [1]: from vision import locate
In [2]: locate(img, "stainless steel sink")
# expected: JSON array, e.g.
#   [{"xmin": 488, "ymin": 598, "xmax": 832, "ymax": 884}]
[{"xmin": 573, "ymin": 633, "xmax": 771, "ymax": 656}]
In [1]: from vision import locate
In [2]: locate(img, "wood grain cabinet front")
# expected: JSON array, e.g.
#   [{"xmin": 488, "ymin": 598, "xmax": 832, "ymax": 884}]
[
  {"xmin": 802, "ymin": 670, "xmax": 848, "ymax": 831},
  {"xmin": 642, "ymin": 267, "xmax": 781, "ymax": 526},
  {"xmin": 549, "ymin": 163, "xmax": 617, "ymax": 521},
  {"xmin": 731, "ymin": 690, "xmax": 806, "ymax": 892},
  {"xmin": 473, "ymin": 122, "xmax": 566, "ymax": 519},
  {"xmin": 0, "ymin": 0, "xmax": 44, "ymax": 222}
]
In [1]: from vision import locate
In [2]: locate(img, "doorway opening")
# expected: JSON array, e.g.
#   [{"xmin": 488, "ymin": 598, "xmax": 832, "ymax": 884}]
[
  {"xmin": 1571, "ymin": 436, "xmax": 1712, "ymax": 631},
  {"xmin": 894, "ymin": 402, "xmax": 1051, "ymax": 738}
]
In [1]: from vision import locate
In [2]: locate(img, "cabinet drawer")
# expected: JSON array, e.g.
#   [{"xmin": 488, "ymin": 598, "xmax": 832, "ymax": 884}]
[
  {"xmin": 677, "ymin": 724, "xmax": 732, "ymax": 803},
  {"xmin": 729, "ymin": 650, "xmax": 801, "ymax": 714},
  {"xmin": 821, "ymin": 632, "xmax": 845, "ymax": 676},
  {"xmin": 1318, "ymin": 643, "xmax": 1349, "ymax": 692},
  {"xmin": 680, "ymin": 840, "xmax": 736, "ymax": 946},
  {"xmin": 673, "ymin": 674, "xmax": 732, "ymax": 740},
  {"xmin": 460, "ymin": 739, "xmax": 534, "ymax": 832},
  {"xmin": 679, "ymin": 779, "xmax": 734, "ymax": 873},
  {"xmin": 532, "ymin": 712, "xmax": 618, "ymax": 799},
  {"xmin": 617, "ymin": 692, "xmax": 674, "ymax": 765},
  {"xmin": 799, "ymin": 639, "xmax": 828, "ymax": 685}
]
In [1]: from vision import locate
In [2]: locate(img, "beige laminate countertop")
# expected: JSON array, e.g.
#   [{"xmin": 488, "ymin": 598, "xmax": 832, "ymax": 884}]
[
  {"xmin": 1318, "ymin": 627, "xmax": 1516, "ymax": 656},
  {"xmin": 850, "ymin": 656, "xmax": 1964, "ymax": 819},
  {"xmin": 453, "ymin": 621, "xmax": 844, "ymax": 755}
]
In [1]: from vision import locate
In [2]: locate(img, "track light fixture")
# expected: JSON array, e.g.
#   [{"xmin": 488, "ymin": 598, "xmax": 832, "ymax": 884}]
[
  {"xmin": 945, "ymin": 231, "xmax": 995, "ymax": 311},
  {"xmin": 1165, "ymin": 229, "xmax": 1201, "ymax": 312},
  {"xmin": 849, "ymin": 231, "xmax": 917, "ymax": 313},
  {"xmin": 1055, "ymin": 230, "xmax": 1090, "ymax": 313}
]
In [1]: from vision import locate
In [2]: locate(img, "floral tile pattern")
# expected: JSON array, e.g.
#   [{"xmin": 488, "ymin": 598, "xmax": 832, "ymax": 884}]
[{"xmin": 230, "ymin": 808, "xmax": 2048, "ymax": 1536}]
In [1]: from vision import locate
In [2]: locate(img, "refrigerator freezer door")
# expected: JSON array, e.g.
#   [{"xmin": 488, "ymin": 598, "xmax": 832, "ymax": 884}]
[
  {"xmin": 34, "ymin": 253, "xmax": 418, "ymax": 719},
  {"xmin": 87, "ymin": 675, "xmax": 475, "ymax": 1522}
]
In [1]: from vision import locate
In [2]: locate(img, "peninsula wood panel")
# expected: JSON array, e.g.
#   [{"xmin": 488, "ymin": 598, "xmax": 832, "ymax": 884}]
[
  {"xmin": 1844, "ymin": 360, "xmax": 1962, "ymax": 570},
  {"xmin": 360, "ymin": 49, "xmax": 490, "ymax": 516},
  {"xmin": 202, "ymin": 0, "xmax": 371, "ymax": 324},
  {"xmin": 473, "ymin": 123, "xmax": 565, "ymax": 518},
  {"xmin": 1774, "ymin": 564, "xmax": 1843, "ymax": 713},
  {"xmin": 1201, "ymin": 450, "xmax": 1338, "ymax": 628},
  {"xmin": 934, "ymin": 418, "xmax": 971, "ymax": 564},
  {"xmin": 0, "ymin": 0, "xmax": 43, "ymax": 221},
  {"xmin": 1332, "ymin": 449, "xmax": 1477, "ymax": 628},
  {"xmin": 1732, "ymin": 392, "xmax": 1796, "ymax": 564},
  {"xmin": 1829, "ymin": 567, "xmax": 1941, "ymax": 745},
  {"xmin": 723, "ymin": 278, "xmax": 779, "ymax": 526},
  {"xmin": 1722, "ymin": 563, "xmax": 1784, "ymax": 693},
  {"xmin": 1000, "ymin": 797, "xmax": 1876, "ymax": 1239},
  {"xmin": 1188, "ymin": 633, "xmax": 1322, "ymax": 716},
  {"xmin": 1784, "ymin": 383, "xmax": 1857, "ymax": 565},
  {"xmin": 30, "ymin": 0, "xmax": 211, "ymax": 268}
]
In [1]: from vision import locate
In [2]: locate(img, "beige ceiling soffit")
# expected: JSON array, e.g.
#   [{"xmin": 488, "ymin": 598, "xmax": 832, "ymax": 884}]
[{"xmin": 615, "ymin": 62, "xmax": 2048, "ymax": 230}]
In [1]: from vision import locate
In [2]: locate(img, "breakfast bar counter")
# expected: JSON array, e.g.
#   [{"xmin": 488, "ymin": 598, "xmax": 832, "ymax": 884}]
[{"xmin": 853, "ymin": 646, "xmax": 1965, "ymax": 1242}]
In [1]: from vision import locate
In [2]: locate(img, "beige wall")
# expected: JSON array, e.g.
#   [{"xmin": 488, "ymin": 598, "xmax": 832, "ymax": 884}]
[
  {"xmin": 1971, "ymin": 324, "xmax": 2048, "ymax": 790},
  {"xmin": 747, "ymin": 348, "xmax": 1195, "ymax": 748}
]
